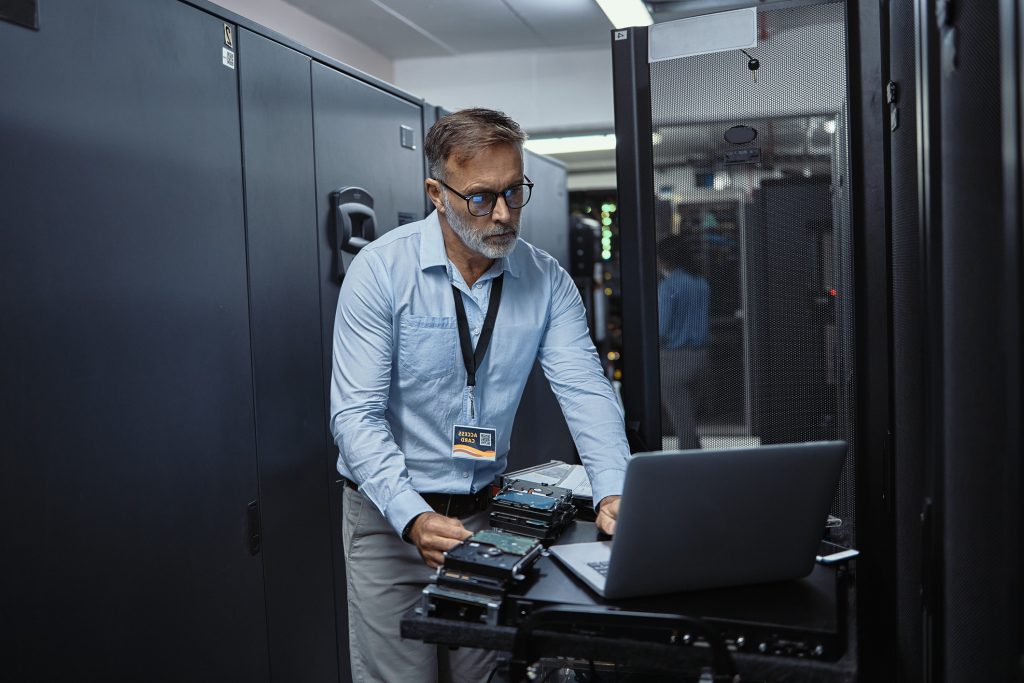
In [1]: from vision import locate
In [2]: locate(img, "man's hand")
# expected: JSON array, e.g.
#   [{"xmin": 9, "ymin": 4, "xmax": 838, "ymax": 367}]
[
  {"xmin": 595, "ymin": 495, "xmax": 621, "ymax": 536},
  {"xmin": 408, "ymin": 512, "xmax": 473, "ymax": 568}
]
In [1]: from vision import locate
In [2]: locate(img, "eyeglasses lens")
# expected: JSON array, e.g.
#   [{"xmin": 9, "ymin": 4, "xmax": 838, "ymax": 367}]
[
  {"xmin": 467, "ymin": 193, "xmax": 495, "ymax": 217},
  {"xmin": 504, "ymin": 184, "xmax": 530, "ymax": 209}
]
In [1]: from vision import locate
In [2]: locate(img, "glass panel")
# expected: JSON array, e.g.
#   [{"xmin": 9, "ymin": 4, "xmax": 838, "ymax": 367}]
[{"xmin": 649, "ymin": 1, "xmax": 856, "ymax": 536}]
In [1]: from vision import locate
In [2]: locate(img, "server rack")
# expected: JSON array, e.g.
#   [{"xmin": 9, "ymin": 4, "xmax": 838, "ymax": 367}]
[
  {"xmin": 934, "ymin": 1, "xmax": 1022, "ymax": 680},
  {"xmin": 1, "ymin": 1, "xmax": 431, "ymax": 680},
  {"xmin": 309, "ymin": 65, "xmax": 425, "ymax": 683},
  {"xmin": 1, "ymin": 2, "xmax": 271, "ymax": 680},
  {"xmin": 236, "ymin": 28, "xmax": 338, "ymax": 681},
  {"xmin": 1, "ymin": 2, "xmax": 579, "ymax": 680},
  {"xmin": 887, "ymin": 0, "xmax": 933, "ymax": 678}
]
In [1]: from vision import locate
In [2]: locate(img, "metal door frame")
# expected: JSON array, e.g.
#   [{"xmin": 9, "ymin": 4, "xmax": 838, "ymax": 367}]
[{"xmin": 611, "ymin": 0, "xmax": 899, "ymax": 675}]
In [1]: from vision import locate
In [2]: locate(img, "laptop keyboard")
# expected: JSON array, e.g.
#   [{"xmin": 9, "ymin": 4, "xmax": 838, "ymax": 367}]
[{"xmin": 587, "ymin": 560, "xmax": 610, "ymax": 577}]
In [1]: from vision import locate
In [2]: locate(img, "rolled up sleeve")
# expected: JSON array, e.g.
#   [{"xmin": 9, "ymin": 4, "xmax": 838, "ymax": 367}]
[{"xmin": 330, "ymin": 251, "xmax": 431, "ymax": 536}]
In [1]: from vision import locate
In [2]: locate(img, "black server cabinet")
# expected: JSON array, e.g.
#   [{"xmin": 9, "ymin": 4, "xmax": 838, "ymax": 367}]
[
  {"xmin": 887, "ymin": 0, "xmax": 930, "ymax": 678},
  {"xmin": 747, "ymin": 178, "xmax": 837, "ymax": 445},
  {"xmin": 0, "ymin": 1, "xmax": 269, "ymax": 681},
  {"xmin": 312, "ymin": 62, "xmax": 425, "ymax": 297},
  {"xmin": 236, "ymin": 29, "xmax": 339, "ymax": 682},
  {"xmin": 310, "ymin": 62, "xmax": 426, "ymax": 682},
  {"xmin": 936, "ymin": 1, "xmax": 1022, "ymax": 680}
]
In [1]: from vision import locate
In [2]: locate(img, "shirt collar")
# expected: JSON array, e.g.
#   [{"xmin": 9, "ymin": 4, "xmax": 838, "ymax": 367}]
[
  {"xmin": 419, "ymin": 210, "xmax": 448, "ymax": 271},
  {"xmin": 419, "ymin": 210, "xmax": 520, "ymax": 279}
]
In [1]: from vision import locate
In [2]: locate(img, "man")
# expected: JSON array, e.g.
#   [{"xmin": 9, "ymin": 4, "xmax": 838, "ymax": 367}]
[{"xmin": 330, "ymin": 108, "xmax": 631, "ymax": 683}]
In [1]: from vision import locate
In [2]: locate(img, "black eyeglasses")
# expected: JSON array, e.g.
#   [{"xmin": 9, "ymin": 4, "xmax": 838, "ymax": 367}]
[{"xmin": 436, "ymin": 176, "xmax": 534, "ymax": 217}]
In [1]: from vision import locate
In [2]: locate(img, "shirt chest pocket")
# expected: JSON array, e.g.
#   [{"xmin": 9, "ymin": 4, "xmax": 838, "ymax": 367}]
[{"xmin": 398, "ymin": 315, "xmax": 458, "ymax": 382}]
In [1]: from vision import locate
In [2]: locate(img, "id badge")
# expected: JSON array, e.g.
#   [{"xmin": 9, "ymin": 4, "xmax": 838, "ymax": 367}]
[{"xmin": 451, "ymin": 425, "xmax": 497, "ymax": 461}]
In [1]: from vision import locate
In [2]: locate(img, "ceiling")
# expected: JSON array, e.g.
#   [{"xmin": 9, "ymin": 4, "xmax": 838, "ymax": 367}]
[
  {"xmin": 284, "ymin": 0, "xmax": 617, "ymax": 59},
  {"xmin": 282, "ymin": 0, "xmax": 737, "ymax": 59}
]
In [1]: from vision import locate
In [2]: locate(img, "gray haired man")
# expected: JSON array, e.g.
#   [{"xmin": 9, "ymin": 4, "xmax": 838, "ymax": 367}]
[{"xmin": 330, "ymin": 108, "xmax": 630, "ymax": 682}]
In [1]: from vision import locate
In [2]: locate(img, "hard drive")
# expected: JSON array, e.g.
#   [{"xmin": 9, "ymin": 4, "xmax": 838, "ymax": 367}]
[
  {"xmin": 489, "ymin": 510, "xmax": 570, "ymax": 541},
  {"xmin": 418, "ymin": 583, "xmax": 503, "ymax": 625},
  {"xmin": 489, "ymin": 479, "xmax": 576, "ymax": 541},
  {"xmin": 491, "ymin": 480, "xmax": 574, "ymax": 522},
  {"xmin": 440, "ymin": 529, "xmax": 543, "ymax": 586}
]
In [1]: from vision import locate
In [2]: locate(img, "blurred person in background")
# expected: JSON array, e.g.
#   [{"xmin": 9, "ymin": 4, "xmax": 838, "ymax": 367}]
[{"xmin": 657, "ymin": 234, "xmax": 709, "ymax": 450}]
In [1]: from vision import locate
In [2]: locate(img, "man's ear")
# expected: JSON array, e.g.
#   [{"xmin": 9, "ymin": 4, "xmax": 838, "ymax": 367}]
[{"xmin": 425, "ymin": 179, "xmax": 445, "ymax": 213}]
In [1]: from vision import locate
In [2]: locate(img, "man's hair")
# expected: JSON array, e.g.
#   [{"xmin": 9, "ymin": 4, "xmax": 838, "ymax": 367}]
[
  {"xmin": 424, "ymin": 108, "xmax": 527, "ymax": 181},
  {"xmin": 657, "ymin": 234, "xmax": 703, "ymax": 276}
]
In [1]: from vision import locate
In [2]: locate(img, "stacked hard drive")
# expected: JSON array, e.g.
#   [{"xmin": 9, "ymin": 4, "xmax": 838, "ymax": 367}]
[
  {"xmin": 489, "ymin": 479, "xmax": 576, "ymax": 542},
  {"xmin": 419, "ymin": 529, "xmax": 543, "ymax": 625}
]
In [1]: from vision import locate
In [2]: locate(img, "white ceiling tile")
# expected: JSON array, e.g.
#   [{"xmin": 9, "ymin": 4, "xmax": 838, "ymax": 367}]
[
  {"xmin": 506, "ymin": 0, "xmax": 614, "ymax": 47},
  {"xmin": 285, "ymin": 0, "xmax": 615, "ymax": 59}
]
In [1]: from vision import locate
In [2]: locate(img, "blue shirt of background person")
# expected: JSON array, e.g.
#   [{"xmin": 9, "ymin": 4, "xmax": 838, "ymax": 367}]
[{"xmin": 658, "ymin": 263, "xmax": 709, "ymax": 349}]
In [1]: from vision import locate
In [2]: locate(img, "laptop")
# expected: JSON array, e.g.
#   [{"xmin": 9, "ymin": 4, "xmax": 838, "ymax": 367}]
[{"xmin": 549, "ymin": 441, "xmax": 847, "ymax": 599}]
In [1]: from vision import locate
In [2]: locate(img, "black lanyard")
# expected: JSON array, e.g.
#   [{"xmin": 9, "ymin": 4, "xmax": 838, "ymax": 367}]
[{"xmin": 452, "ymin": 274, "xmax": 504, "ymax": 418}]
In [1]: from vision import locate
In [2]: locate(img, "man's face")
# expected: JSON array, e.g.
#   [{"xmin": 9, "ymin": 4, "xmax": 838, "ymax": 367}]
[{"xmin": 437, "ymin": 143, "xmax": 524, "ymax": 259}]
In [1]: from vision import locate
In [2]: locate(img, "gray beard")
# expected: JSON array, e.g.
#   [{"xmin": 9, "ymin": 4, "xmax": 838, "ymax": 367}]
[{"xmin": 442, "ymin": 191, "xmax": 519, "ymax": 259}]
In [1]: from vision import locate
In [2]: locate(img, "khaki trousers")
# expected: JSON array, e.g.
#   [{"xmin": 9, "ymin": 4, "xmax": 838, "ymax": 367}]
[{"xmin": 342, "ymin": 486, "xmax": 498, "ymax": 683}]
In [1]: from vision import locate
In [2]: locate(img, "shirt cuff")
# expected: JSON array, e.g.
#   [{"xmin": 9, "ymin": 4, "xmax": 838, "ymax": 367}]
[
  {"xmin": 589, "ymin": 468, "xmax": 628, "ymax": 512},
  {"xmin": 384, "ymin": 488, "xmax": 434, "ymax": 538}
]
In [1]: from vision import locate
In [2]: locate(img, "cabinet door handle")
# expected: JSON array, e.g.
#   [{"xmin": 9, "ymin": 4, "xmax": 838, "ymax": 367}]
[
  {"xmin": 246, "ymin": 499, "xmax": 261, "ymax": 556},
  {"xmin": 332, "ymin": 186, "xmax": 376, "ymax": 280},
  {"xmin": 0, "ymin": 0, "xmax": 40, "ymax": 30}
]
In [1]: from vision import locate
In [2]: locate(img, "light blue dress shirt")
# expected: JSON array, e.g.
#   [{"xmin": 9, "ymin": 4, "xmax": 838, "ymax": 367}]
[{"xmin": 330, "ymin": 211, "xmax": 630, "ymax": 536}]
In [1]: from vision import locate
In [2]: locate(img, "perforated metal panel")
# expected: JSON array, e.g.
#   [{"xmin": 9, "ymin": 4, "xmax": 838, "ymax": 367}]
[{"xmin": 649, "ymin": 2, "xmax": 856, "ymax": 536}]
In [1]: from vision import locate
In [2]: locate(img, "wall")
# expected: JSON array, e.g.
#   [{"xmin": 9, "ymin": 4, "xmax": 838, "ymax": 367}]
[
  {"xmin": 568, "ymin": 170, "xmax": 618, "ymax": 191},
  {"xmin": 394, "ymin": 47, "xmax": 615, "ymax": 135},
  {"xmin": 211, "ymin": 0, "xmax": 394, "ymax": 82}
]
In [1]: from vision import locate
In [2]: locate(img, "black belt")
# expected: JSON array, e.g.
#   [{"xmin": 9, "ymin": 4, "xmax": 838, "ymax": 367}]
[{"xmin": 342, "ymin": 478, "xmax": 493, "ymax": 518}]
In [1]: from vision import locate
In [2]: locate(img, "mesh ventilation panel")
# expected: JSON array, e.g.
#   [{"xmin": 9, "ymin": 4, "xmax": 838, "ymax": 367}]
[{"xmin": 649, "ymin": 1, "xmax": 856, "ymax": 538}]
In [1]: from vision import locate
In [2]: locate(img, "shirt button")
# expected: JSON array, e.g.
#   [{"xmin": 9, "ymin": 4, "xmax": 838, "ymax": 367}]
[{"xmin": 463, "ymin": 472, "xmax": 469, "ymax": 478}]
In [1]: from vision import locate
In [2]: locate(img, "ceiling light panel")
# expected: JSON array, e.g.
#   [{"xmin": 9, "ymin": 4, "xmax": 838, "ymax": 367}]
[
  {"xmin": 525, "ymin": 134, "xmax": 617, "ymax": 154},
  {"xmin": 594, "ymin": 0, "xmax": 653, "ymax": 29}
]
